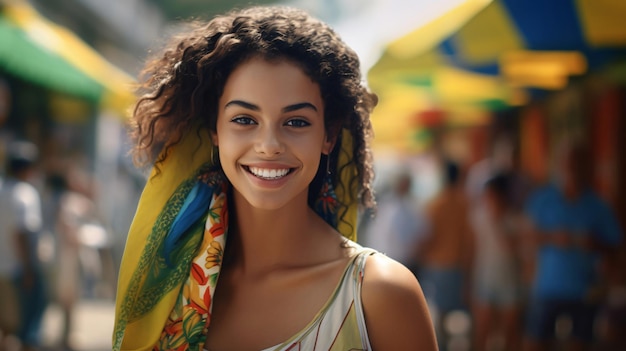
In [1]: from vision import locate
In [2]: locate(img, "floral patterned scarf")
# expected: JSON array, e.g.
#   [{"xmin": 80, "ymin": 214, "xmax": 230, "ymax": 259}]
[{"xmin": 113, "ymin": 129, "xmax": 357, "ymax": 350}]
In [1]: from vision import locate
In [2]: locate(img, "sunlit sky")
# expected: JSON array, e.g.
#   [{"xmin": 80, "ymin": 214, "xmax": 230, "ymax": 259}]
[{"xmin": 289, "ymin": 0, "xmax": 466, "ymax": 71}]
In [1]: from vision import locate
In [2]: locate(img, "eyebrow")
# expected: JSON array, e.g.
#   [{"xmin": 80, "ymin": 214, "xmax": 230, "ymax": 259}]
[
  {"xmin": 282, "ymin": 102, "xmax": 318, "ymax": 113},
  {"xmin": 224, "ymin": 100, "xmax": 318, "ymax": 113}
]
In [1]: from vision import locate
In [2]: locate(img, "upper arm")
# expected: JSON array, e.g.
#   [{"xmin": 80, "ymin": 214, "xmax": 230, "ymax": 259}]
[{"xmin": 362, "ymin": 254, "xmax": 438, "ymax": 350}]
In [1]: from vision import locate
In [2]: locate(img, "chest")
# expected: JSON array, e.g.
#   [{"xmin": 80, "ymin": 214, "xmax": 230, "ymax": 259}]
[
  {"xmin": 204, "ymin": 260, "xmax": 350, "ymax": 351},
  {"xmin": 535, "ymin": 196, "xmax": 595, "ymax": 230}
]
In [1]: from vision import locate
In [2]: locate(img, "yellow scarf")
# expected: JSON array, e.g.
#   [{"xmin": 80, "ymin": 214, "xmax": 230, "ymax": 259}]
[{"xmin": 113, "ymin": 128, "xmax": 357, "ymax": 350}]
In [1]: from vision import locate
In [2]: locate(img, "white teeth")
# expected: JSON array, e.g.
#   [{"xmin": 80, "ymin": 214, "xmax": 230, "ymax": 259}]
[{"xmin": 248, "ymin": 167, "xmax": 290, "ymax": 179}]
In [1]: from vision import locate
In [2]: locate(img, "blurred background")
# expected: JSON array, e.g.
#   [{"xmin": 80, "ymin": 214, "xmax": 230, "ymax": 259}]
[{"xmin": 0, "ymin": 0, "xmax": 625, "ymax": 350}]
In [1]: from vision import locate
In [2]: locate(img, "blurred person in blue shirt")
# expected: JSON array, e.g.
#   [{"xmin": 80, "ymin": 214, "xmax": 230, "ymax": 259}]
[{"xmin": 523, "ymin": 143, "xmax": 622, "ymax": 351}]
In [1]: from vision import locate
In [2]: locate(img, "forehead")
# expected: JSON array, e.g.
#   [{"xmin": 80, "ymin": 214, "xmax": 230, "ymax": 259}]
[{"xmin": 219, "ymin": 57, "xmax": 323, "ymax": 109}]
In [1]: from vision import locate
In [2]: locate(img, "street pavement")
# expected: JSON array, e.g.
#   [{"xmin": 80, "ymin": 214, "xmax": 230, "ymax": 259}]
[{"xmin": 41, "ymin": 299, "xmax": 115, "ymax": 351}]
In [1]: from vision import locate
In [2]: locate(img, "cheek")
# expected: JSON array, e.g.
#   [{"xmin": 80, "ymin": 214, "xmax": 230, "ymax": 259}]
[
  {"xmin": 217, "ymin": 141, "xmax": 236, "ymax": 165},
  {"xmin": 217, "ymin": 147, "xmax": 240, "ymax": 184},
  {"xmin": 214, "ymin": 120, "xmax": 235, "ymax": 152},
  {"xmin": 306, "ymin": 152, "xmax": 323, "ymax": 178}
]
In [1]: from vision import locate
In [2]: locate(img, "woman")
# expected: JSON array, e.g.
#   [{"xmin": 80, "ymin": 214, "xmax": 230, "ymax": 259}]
[
  {"xmin": 470, "ymin": 174, "xmax": 523, "ymax": 351},
  {"xmin": 113, "ymin": 6, "xmax": 436, "ymax": 351}
]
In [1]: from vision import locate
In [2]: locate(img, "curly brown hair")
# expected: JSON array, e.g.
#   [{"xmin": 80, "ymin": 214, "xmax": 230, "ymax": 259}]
[{"xmin": 130, "ymin": 6, "xmax": 377, "ymax": 209}]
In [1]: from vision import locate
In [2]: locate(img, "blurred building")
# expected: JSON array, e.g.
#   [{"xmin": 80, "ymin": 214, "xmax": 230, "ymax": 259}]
[{"xmin": 28, "ymin": 0, "xmax": 163, "ymax": 73}]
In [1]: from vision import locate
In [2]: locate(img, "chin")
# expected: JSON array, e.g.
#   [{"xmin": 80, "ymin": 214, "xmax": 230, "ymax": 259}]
[{"xmin": 234, "ymin": 187, "xmax": 309, "ymax": 212}]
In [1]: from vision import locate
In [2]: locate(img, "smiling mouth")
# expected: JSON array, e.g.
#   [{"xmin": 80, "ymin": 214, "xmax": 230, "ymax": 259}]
[{"xmin": 245, "ymin": 166, "xmax": 294, "ymax": 180}]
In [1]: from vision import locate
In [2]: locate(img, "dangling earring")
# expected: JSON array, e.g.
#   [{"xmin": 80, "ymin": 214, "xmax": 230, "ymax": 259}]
[
  {"xmin": 326, "ymin": 152, "xmax": 331, "ymax": 175},
  {"xmin": 210, "ymin": 145, "xmax": 219, "ymax": 167},
  {"xmin": 315, "ymin": 153, "xmax": 339, "ymax": 228}
]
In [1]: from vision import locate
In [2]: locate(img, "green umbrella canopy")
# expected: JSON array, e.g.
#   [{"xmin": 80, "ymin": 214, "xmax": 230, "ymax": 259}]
[{"xmin": 0, "ymin": 14, "xmax": 103, "ymax": 102}]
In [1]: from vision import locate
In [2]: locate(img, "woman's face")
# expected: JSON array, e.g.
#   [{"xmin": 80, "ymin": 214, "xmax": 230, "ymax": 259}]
[{"xmin": 213, "ymin": 57, "xmax": 332, "ymax": 210}]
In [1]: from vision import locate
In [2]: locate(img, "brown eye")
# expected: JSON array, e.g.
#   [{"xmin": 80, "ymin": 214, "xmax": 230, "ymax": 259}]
[{"xmin": 231, "ymin": 116, "xmax": 257, "ymax": 125}]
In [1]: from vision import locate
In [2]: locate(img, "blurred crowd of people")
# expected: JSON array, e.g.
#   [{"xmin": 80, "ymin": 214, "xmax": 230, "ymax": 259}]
[
  {"xmin": 0, "ymin": 140, "xmax": 116, "ymax": 351},
  {"xmin": 361, "ymin": 139, "xmax": 625, "ymax": 351},
  {"xmin": 3, "ymin": 134, "xmax": 624, "ymax": 351}
]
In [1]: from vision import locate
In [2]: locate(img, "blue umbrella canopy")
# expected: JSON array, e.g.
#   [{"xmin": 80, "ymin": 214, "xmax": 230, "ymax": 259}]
[{"xmin": 438, "ymin": 0, "xmax": 626, "ymax": 74}]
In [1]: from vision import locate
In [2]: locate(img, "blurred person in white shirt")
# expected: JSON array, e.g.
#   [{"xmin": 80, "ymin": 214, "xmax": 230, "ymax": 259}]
[
  {"xmin": 0, "ymin": 141, "xmax": 46, "ymax": 351},
  {"xmin": 362, "ymin": 170, "xmax": 428, "ymax": 272}
]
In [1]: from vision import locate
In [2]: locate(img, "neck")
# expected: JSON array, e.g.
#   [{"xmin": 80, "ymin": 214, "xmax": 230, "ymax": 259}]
[{"xmin": 226, "ymin": 189, "xmax": 342, "ymax": 276}]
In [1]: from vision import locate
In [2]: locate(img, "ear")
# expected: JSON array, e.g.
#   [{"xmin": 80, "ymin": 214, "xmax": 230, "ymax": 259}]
[
  {"xmin": 210, "ymin": 131, "xmax": 218, "ymax": 146},
  {"xmin": 322, "ymin": 132, "xmax": 336, "ymax": 156}
]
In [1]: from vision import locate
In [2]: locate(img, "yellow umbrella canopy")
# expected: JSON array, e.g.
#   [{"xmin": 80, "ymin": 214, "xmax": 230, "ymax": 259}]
[
  {"xmin": 367, "ymin": 0, "xmax": 509, "ymax": 152},
  {"xmin": 370, "ymin": 80, "xmax": 492, "ymax": 153}
]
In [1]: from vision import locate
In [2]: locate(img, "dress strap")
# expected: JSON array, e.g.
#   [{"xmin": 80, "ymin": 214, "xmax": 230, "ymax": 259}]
[{"xmin": 352, "ymin": 248, "xmax": 377, "ymax": 350}]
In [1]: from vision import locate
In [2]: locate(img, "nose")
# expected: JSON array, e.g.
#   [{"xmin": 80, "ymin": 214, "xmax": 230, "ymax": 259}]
[{"xmin": 254, "ymin": 126, "xmax": 284, "ymax": 156}]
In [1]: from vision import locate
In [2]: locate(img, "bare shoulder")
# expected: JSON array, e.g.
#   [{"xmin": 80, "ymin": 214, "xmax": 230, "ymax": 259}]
[{"xmin": 362, "ymin": 253, "xmax": 438, "ymax": 350}]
